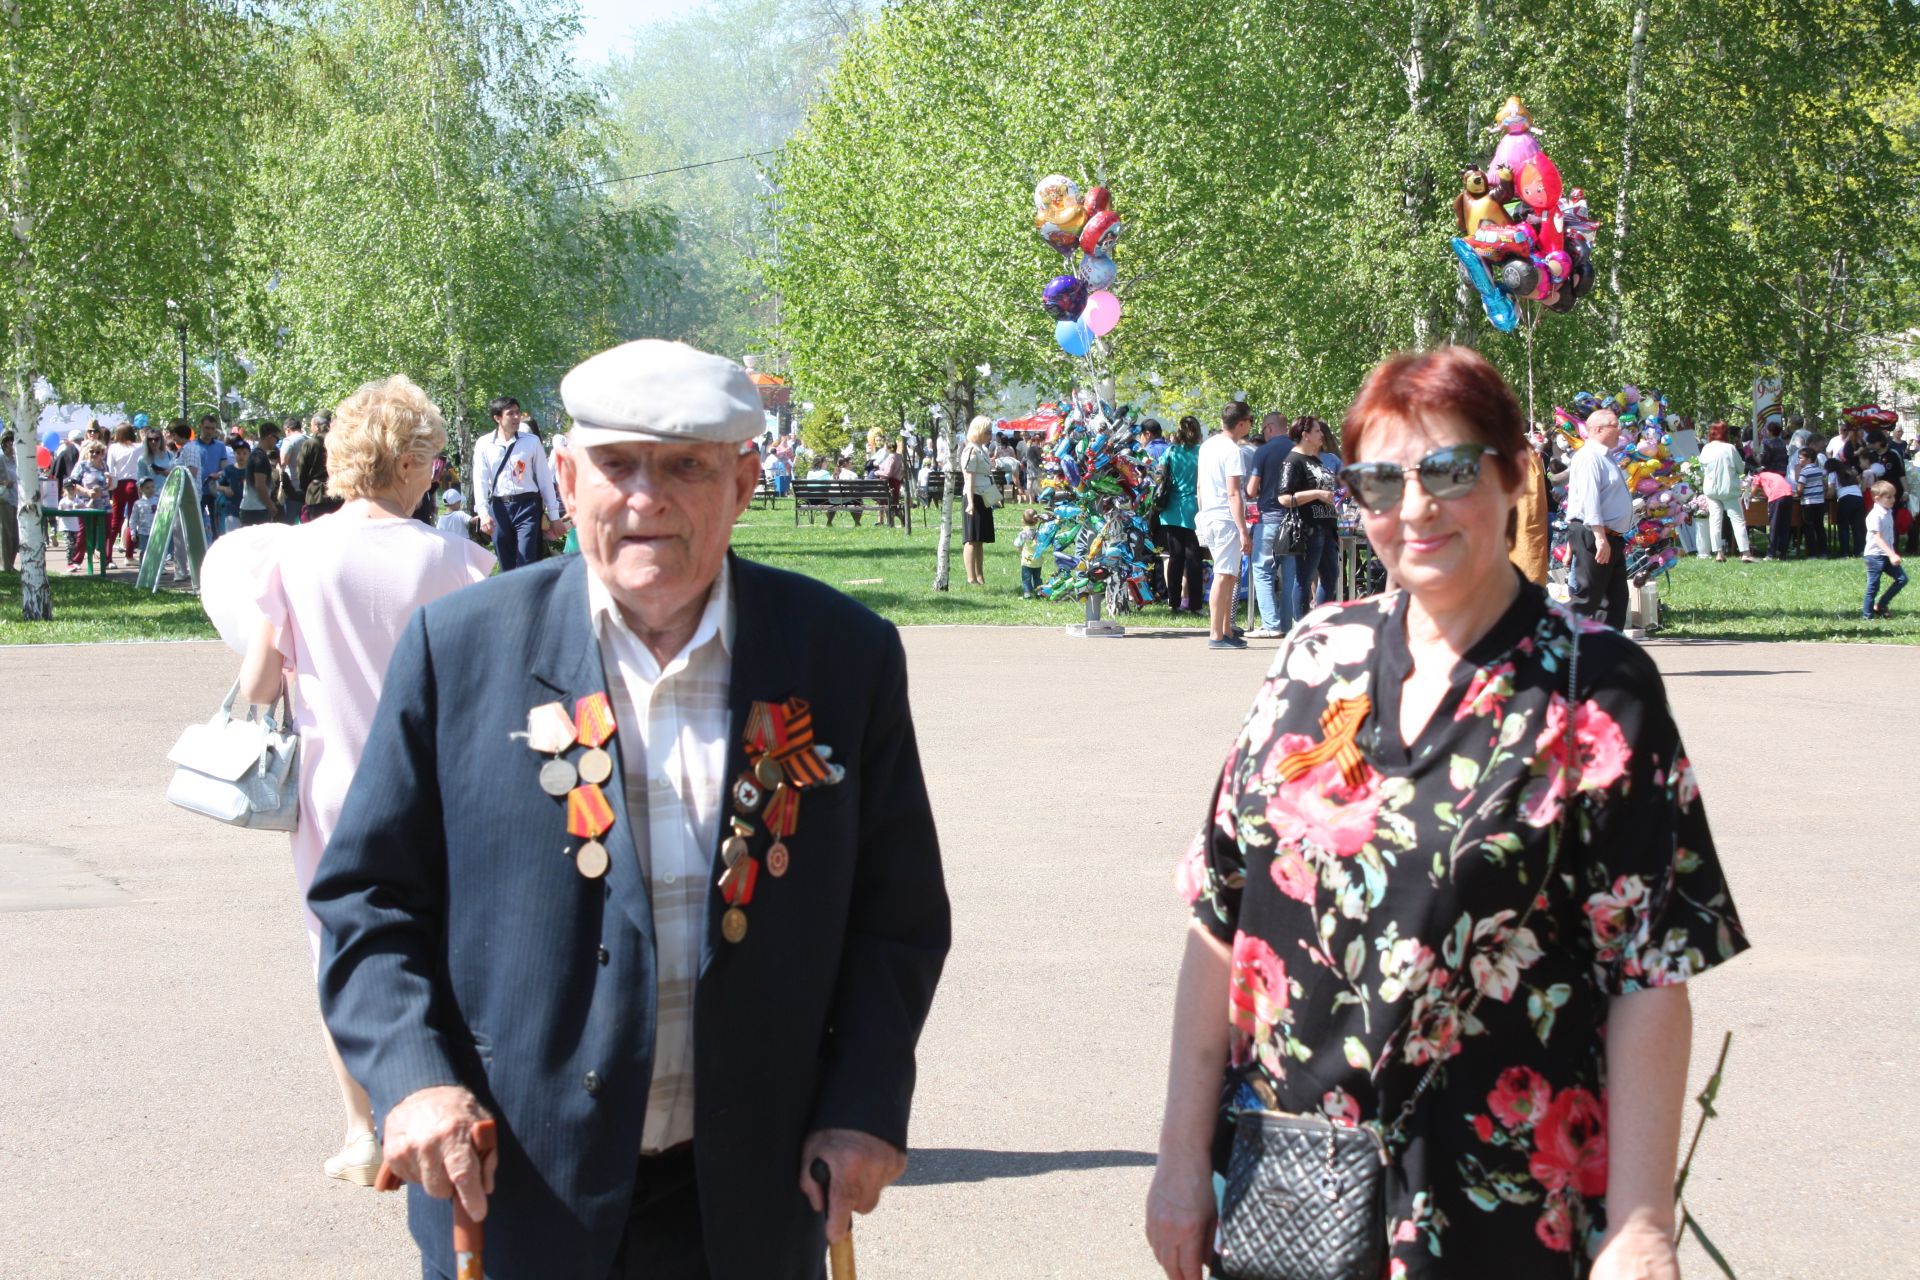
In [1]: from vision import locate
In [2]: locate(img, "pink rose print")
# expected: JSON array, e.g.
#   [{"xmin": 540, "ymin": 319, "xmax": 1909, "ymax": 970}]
[
  {"xmin": 1173, "ymin": 831, "xmax": 1209, "ymax": 906},
  {"xmin": 1674, "ymin": 754, "xmax": 1700, "ymax": 809},
  {"xmin": 1453, "ymin": 659, "xmax": 1516, "ymax": 723},
  {"xmin": 1228, "ymin": 932, "xmax": 1291, "ymax": 1065},
  {"xmin": 1535, "ymin": 695, "xmax": 1632, "ymax": 795},
  {"xmin": 1389, "ymin": 1260, "xmax": 1411, "ymax": 1279},
  {"xmin": 1264, "ymin": 753, "xmax": 1385, "ymax": 858},
  {"xmin": 1486, "ymin": 1066, "xmax": 1552, "ymax": 1130},
  {"xmin": 1583, "ymin": 875, "xmax": 1649, "ymax": 957},
  {"xmin": 1320, "ymin": 1088, "xmax": 1361, "ymax": 1127},
  {"xmin": 1534, "ymin": 1195, "xmax": 1573, "ymax": 1252},
  {"xmin": 1528, "ymin": 1086, "xmax": 1608, "ymax": 1198},
  {"xmin": 1269, "ymin": 847, "xmax": 1317, "ymax": 903}
]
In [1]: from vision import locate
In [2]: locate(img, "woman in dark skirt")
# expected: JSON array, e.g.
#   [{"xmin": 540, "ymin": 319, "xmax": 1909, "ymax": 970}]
[{"xmin": 960, "ymin": 414, "xmax": 997, "ymax": 584}]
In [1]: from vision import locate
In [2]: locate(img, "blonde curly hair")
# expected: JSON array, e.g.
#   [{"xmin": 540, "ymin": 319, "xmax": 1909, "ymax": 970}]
[{"xmin": 325, "ymin": 374, "xmax": 446, "ymax": 500}]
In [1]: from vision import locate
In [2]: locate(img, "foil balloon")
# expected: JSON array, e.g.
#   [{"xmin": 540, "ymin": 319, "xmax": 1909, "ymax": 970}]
[
  {"xmin": 1043, "ymin": 275, "xmax": 1088, "ymax": 321},
  {"xmin": 1082, "ymin": 290, "xmax": 1122, "ymax": 337},
  {"xmin": 1033, "ymin": 174, "xmax": 1080, "ymax": 217},
  {"xmin": 1079, "ymin": 210, "xmax": 1121, "ymax": 256},
  {"xmin": 1488, "ymin": 96, "xmax": 1544, "ymax": 179},
  {"xmin": 1083, "ymin": 185, "xmax": 1112, "ymax": 215},
  {"xmin": 1080, "ymin": 252, "xmax": 1117, "ymax": 289},
  {"xmin": 1498, "ymin": 257, "xmax": 1539, "ymax": 298}
]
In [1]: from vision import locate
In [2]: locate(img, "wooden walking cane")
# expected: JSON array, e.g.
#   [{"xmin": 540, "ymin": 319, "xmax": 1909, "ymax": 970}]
[
  {"xmin": 810, "ymin": 1159, "xmax": 858, "ymax": 1280},
  {"xmin": 374, "ymin": 1118, "xmax": 498, "ymax": 1280}
]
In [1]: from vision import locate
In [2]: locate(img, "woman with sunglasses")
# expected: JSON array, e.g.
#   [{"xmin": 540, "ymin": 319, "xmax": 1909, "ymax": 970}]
[
  {"xmin": 1275, "ymin": 416, "xmax": 1341, "ymax": 619},
  {"xmin": 1147, "ymin": 346, "xmax": 1746, "ymax": 1280}
]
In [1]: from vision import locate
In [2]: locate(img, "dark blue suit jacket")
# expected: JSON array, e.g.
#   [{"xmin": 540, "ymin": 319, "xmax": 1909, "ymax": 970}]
[{"xmin": 309, "ymin": 553, "xmax": 949, "ymax": 1279}]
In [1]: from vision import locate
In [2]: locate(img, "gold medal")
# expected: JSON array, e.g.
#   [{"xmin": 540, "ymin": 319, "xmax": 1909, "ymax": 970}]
[
  {"xmin": 731, "ymin": 775, "xmax": 765, "ymax": 813},
  {"xmin": 539, "ymin": 758, "xmax": 579, "ymax": 797},
  {"xmin": 722, "ymin": 907, "xmax": 748, "ymax": 943},
  {"xmin": 721, "ymin": 834, "xmax": 748, "ymax": 868},
  {"xmin": 767, "ymin": 841, "xmax": 790, "ymax": 878},
  {"xmin": 575, "ymin": 839, "xmax": 610, "ymax": 879},
  {"xmin": 753, "ymin": 756, "xmax": 783, "ymax": 789},
  {"xmin": 577, "ymin": 747, "xmax": 613, "ymax": 786}
]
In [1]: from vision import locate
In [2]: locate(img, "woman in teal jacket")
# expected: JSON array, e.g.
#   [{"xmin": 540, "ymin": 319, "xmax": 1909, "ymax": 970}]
[{"xmin": 1158, "ymin": 416, "xmax": 1203, "ymax": 612}]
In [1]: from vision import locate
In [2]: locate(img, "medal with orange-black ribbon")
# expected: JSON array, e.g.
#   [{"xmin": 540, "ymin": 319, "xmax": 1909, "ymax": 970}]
[{"xmin": 719, "ymin": 696, "xmax": 845, "ymax": 944}]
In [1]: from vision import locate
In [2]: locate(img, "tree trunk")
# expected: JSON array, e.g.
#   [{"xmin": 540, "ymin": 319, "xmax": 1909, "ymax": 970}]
[
  {"xmin": 5, "ymin": 3, "xmax": 48, "ymax": 621},
  {"xmin": 1608, "ymin": 0, "xmax": 1650, "ymax": 357},
  {"xmin": 1403, "ymin": 0, "xmax": 1434, "ymax": 350}
]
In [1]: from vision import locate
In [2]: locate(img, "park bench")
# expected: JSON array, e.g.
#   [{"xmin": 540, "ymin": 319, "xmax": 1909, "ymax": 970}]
[
  {"xmin": 752, "ymin": 475, "xmax": 784, "ymax": 510},
  {"xmin": 792, "ymin": 477, "xmax": 910, "ymax": 532}
]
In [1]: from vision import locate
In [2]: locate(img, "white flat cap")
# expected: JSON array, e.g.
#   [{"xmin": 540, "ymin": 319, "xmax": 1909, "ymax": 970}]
[{"xmin": 561, "ymin": 339, "xmax": 764, "ymax": 448}]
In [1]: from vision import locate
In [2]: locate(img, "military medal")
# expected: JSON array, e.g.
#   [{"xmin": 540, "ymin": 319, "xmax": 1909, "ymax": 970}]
[
  {"xmin": 731, "ymin": 775, "xmax": 765, "ymax": 813},
  {"xmin": 527, "ymin": 692, "xmax": 623, "ymax": 883},
  {"xmin": 526, "ymin": 702, "xmax": 577, "ymax": 754},
  {"xmin": 767, "ymin": 843, "xmax": 790, "ymax": 878},
  {"xmin": 577, "ymin": 747, "xmax": 613, "ymax": 786},
  {"xmin": 539, "ymin": 758, "xmax": 579, "ymax": 797},
  {"xmin": 721, "ymin": 907, "xmax": 748, "ymax": 943},
  {"xmin": 575, "ymin": 840, "xmax": 610, "ymax": 879}
]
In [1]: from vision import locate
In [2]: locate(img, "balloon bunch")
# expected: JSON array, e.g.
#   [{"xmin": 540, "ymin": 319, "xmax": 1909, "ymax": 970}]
[
  {"xmin": 1033, "ymin": 399, "xmax": 1158, "ymax": 614},
  {"xmin": 1448, "ymin": 97, "xmax": 1600, "ymax": 334},
  {"xmin": 1033, "ymin": 174, "xmax": 1126, "ymax": 356},
  {"xmin": 1551, "ymin": 384, "xmax": 1693, "ymax": 586}
]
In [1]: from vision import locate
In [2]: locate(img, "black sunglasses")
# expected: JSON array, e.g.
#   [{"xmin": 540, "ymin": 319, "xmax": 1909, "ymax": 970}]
[{"xmin": 1341, "ymin": 443, "xmax": 1495, "ymax": 515}]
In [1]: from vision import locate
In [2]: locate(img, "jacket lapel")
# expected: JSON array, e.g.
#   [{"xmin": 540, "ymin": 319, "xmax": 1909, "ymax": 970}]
[{"xmin": 529, "ymin": 558, "xmax": 654, "ymax": 946}]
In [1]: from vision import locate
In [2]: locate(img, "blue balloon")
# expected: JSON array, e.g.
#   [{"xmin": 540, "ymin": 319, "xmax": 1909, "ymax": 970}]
[
  {"xmin": 39, "ymin": 428, "xmax": 62, "ymax": 450},
  {"xmin": 132, "ymin": 412, "xmax": 150, "ymax": 429},
  {"xmin": 1055, "ymin": 318, "xmax": 1094, "ymax": 357},
  {"xmin": 1080, "ymin": 252, "xmax": 1117, "ymax": 289}
]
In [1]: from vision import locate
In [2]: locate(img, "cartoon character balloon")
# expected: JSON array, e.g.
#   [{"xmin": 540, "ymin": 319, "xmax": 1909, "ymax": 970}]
[{"xmin": 1488, "ymin": 96, "xmax": 1544, "ymax": 178}]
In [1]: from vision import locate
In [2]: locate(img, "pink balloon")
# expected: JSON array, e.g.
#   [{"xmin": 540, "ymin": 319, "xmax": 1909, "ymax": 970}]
[{"xmin": 1082, "ymin": 289, "xmax": 1122, "ymax": 337}]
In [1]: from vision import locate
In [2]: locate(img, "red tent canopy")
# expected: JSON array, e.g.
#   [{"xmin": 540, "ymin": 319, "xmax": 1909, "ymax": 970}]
[{"xmin": 1000, "ymin": 402, "xmax": 1064, "ymax": 434}]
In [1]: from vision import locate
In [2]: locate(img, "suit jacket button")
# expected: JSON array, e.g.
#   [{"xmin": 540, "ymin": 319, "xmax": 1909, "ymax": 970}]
[
  {"xmin": 584, "ymin": 1070, "xmax": 602, "ymax": 1096},
  {"xmin": 597, "ymin": 945, "xmax": 610, "ymax": 966}
]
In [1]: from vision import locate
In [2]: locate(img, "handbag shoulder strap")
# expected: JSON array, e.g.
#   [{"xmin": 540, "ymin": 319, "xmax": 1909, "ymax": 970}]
[{"xmin": 1379, "ymin": 618, "xmax": 1580, "ymax": 1149}]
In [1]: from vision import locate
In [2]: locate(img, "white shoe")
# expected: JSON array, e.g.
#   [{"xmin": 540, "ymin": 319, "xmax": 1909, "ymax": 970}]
[
  {"xmin": 1244, "ymin": 627, "xmax": 1283, "ymax": 639},
  {"xmin": 325, "ymin": 1132, "xmax": 381, "ymax": 1186}
]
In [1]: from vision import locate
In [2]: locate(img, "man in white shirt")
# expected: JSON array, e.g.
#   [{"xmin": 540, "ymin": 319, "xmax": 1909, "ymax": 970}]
[
  {"xmin": 1565, "ymin": 407, "xmax": 1634, "ymax": 629},
  {"xmin": 473, "ymin": 395, "xmax": 566, "ymax": 570},
  {"xmin": 312, "ymin": 339, "xmax": 949, "ymax": 1280},
  {"xmin": 1194, "ymin": 401, "xmax": 1253, "ymax": 648}
]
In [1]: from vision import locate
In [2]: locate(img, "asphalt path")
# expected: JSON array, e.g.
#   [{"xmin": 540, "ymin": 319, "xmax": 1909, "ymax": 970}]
[{"xmin": 1, "ymin": 626, "xmax": 1912, "ymax": 1277}]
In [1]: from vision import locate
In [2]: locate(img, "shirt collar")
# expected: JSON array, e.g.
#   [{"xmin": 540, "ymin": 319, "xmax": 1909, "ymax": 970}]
[{"xmin": 587, "ymin": 556, "xmax": 736, "ymax": 668}]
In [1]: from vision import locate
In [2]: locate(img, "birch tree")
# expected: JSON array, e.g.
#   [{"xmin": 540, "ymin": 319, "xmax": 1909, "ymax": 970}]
[{"xmin": 1, "ymin": 0, "xmax": 252, "ymax": 621}]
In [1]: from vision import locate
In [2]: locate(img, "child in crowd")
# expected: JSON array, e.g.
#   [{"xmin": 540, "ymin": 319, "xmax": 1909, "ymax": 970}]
[
  {"xmin": 214, "ymin": 441, "xmax": 249, "ymax": 537},
  {"xmin": 1014, "ymin": 508, "xmax": 1044, "ymax": 598},
  {"xmin": 436, "ymin": 488, "xmax": 474, "ymax": 539},
  {"xmin": 130, "ymin": 477, "xmax": 158, "ymax": 564},
  {"xmin": 1864, "ymin": 480, "xmax": 1905, "ymax": 620},
  {"xmin": 1794, "ymin": 447, "xmax": 1828, "ymax": 558}
]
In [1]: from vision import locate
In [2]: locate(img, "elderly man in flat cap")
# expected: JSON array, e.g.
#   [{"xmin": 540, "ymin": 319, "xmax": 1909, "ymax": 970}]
[{"xmin": 309, "ymin": 340, "xmax": 951, "ymax": 1279}]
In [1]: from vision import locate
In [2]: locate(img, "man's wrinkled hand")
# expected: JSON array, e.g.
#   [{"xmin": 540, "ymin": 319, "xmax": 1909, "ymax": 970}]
[
  {"xmin": 797, "ymin": 1128, "xmax": 907, "ymax": 1243},
  {"xmin": 382, "ymin": 1085, "xmax": 498, "ymax": 1222}
]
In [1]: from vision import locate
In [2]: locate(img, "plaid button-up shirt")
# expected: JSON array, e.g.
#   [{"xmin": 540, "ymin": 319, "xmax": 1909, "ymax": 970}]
[{"xmin": 589, "ymin": 563, "xmax": 734, "ymax": 1154}]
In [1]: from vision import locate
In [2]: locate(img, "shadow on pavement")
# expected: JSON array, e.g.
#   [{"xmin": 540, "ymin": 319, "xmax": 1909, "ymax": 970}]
[
  {"xmin": 1663, "ymin": 669, "xmax": 1811, "ymax": 678},
  {"xmin": 898, "ymin": 1148, "xmax": 1157, "ymax": 1186}
]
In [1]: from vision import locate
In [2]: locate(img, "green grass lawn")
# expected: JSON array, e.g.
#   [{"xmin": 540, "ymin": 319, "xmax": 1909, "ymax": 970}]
[
  {"xmin": 728, "ymin": 502, "xmax": 1209, "ymax": 628},
  {"xmin": 0, "ymin": 570, "xmax": 217, "ymax": 644},
  {"xmin": 1648, "ymin": 554, "xmax": 1918, "ymax": 643},
  {"xmin": 1, "ymin": 506, "xmax": 1912, "ymax": 644}
]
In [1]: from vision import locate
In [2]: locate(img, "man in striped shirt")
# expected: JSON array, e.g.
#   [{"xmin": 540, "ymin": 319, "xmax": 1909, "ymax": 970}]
[{"xmin": 1796, "ymin": 447, "xmax": 1829, "ymax": 558}]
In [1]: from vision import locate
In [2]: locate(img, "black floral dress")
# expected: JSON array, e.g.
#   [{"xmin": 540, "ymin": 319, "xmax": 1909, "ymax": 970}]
[{"xmin": 1177, "ymin": 581, "xmax": 1748, "ymax": 1277}]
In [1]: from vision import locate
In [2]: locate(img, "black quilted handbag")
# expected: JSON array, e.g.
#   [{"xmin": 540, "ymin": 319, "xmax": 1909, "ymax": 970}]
[
  {"xmin": 1214, "ymin": 624, "xmax": 1582, "ymax": 1280},
  {"xmin": 1216, "ymin": 1111, "xmax": 1387, "ymax": 1280}
]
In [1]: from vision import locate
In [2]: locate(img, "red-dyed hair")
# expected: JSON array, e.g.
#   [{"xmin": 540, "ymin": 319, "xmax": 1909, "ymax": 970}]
[
  {"xmin": 1341, "ymin": 347, "xmax": 1525, "ymax": 488},
  {"xmin": 1707, "ymin": 420, "xmax": 1730, "ymax": 443}
]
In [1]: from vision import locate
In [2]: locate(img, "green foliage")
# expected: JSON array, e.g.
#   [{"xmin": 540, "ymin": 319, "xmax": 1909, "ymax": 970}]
[
  {"xmin": 772, "ymin": 0, "xmax": 1920, "ymax": 431},
  {"xmin": 0, "ymin": 572, "xmax": 216, "ymax": 644},
  {"xmin": 797, "ymin": 403, "xmax": 855, "ymax": 463},
  {"xmin": 231, "ymin": 0, "xmax": 674, "ymax": 454}
]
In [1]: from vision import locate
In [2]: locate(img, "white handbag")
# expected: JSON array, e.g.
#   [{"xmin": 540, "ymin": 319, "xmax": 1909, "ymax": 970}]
[{"xmin": 165, "ymin": 680, "xmax": 300, "ymax": 832}]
